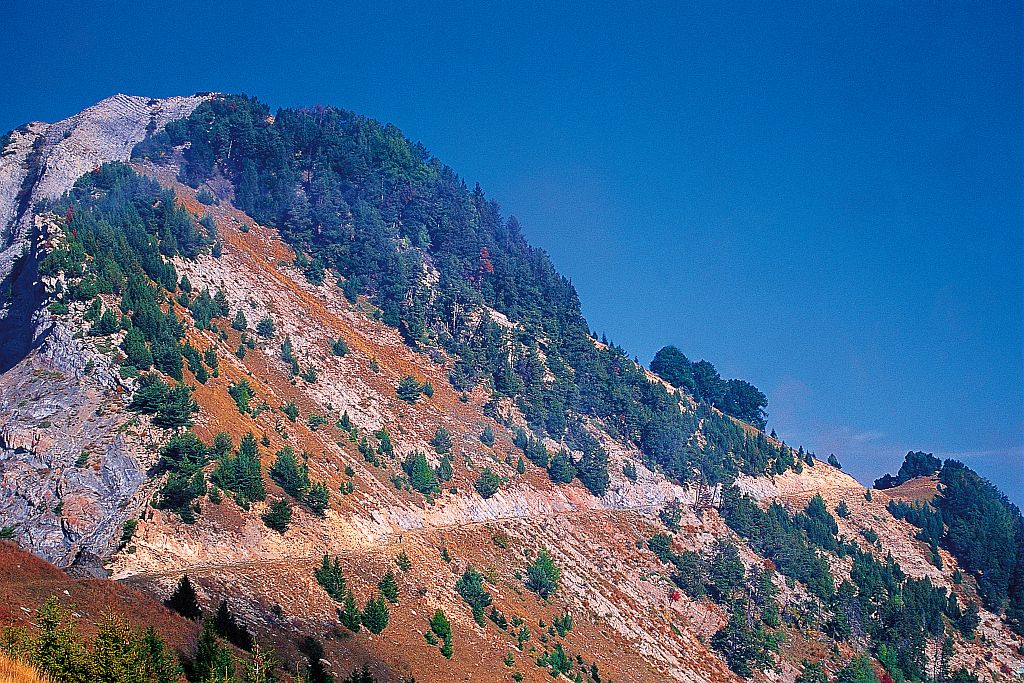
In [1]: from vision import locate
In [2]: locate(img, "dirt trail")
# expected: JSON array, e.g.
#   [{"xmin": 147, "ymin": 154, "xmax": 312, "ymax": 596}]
[{"xmin": 120, "ymin": 505, "xmax": 658, "ymax": 581}]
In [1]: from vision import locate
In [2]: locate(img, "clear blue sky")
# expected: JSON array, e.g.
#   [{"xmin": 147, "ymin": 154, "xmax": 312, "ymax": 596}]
[{"xmin": 3, "ymin": 1, "xmax": 1021, "ymax": 502}]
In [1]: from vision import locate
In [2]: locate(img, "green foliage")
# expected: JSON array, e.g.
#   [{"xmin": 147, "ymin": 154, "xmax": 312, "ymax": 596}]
[
  {"xmin": 192, "ymin": 618, "xmax": 235, "ymax": 683},
  {"xmin": 402, "ymin": 451, "xmax": 438, "ymax": 494},
  {"xmin": 836, "ymin": 500, "xmax": 850, "ymax": 518},
  {"xmin": 213, "ymin": 599, "xmax": 253, "ymax": 651},
  {"xmin": 269, "ymin": 445, "xmax": 309, "ymax": 497},
  {"xmin": 231, "ymin": 310, "xmax": 247, "ymax": 331},
  {"xmin": 227, "ymin": 378, "xmax": 255, "ymax": 414},
  {"xmin": 720, "ymin": 486, "xmax": 834, "ymax": 599},
  {"xmin": 396, "ymin": 375, "xmax": 423, "ymax": 403},
  {"xmin": 834, "ymin": 655, "xmax": 879, "ymax": 683},
  {"xmin": 331, "ymin": 337, "xmax": 349, "ymax": 356},
  {"xmin": 280, "ymin": 401, "xmax": 299, "ymax": 421},
  {"xmin": 436, "ymin": 454, "xmax": 454, "ymax": 482},
  {"xmin": 3, "ymin": 597, "xmax": 185, "ymax": 683},
  {"xmin": 429, "ymin": 609, "xmax": 453, "ymax": 658},
  {"xmin": 456, "ymin": 566, "xmax": 492, "ymax": 625},
  {"xmin": 473, "ymin": 467, "xmax": 502, "ymax": 499},
  {"xmin": 255, "ymin": 315, "xmax": 274, "ymax": 338},
  {"xmin": 361, "ymin": 594, "xmax": 390, "ymax": 634},
  {"xmin": 315, "ymin": 554, "xmax": 347, "ymax": 601},
  {"xmin": 525, "ymin": 549, "xmax": 560, "ymax": 599},
  {"xmin": 378, "ymin": 570, "xmax": 399, "ymax": 603},
  {"xmin": 710, "ymin": 606, "xmax": 779, "ymax": 678},
  {"xmin": 261, "ymin": 499, "xmax": 292, "ymax": 532},
  {"xmin": 211, "ymin": 431, "xmax": 266, "ymax": 502},
  {"xmin": 874, "ymin": 450, "xmax": 942, "ymax": 490},
  {"xmin": 937, "ymin": 460, "xmax": 1024, "ymax": 623},
  {"xmin": 827, "ymin": 453, "xmax": 842, "ymax": 469},
  {"xmin": 395, "ymin": 551, "xmax": 412, "ymax": 572},
  {"xmin": 659, "ymin": 499, "xmax": 683, "ymax": 532},
  {"xmin": 547, "ymin": 449, "xmax": 575, "ymax": 484},
  {"xmin": 305, "ymin": 481, "xmax": 330, "ymax": 515},
  {"xmin": 164, "ymin": 575, "xmax": 201, "ymax": 620},
  {"xmin": 430, "ymin": 426, "xmax": 452, "ymax": 454},
  {"xmin": 339, "ymin": 590, "xmax": 362, "ymax": 632},
  {"xmin": 479, "ymin": 425, "xmax": 495, "ymax": 447}
]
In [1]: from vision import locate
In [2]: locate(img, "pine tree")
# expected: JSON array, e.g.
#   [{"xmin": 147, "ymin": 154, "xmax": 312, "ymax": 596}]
[
  {"xmin": 396, "ymin": 376, "xmax": 422, "ymax": 403},
  {"xmin": 231, "ymin": 310, "xmax": 248, "ymax": 331},
  {"xmin": 193, "ymin": 619, "xmax": 235, "ymax": 683},
  {"xmin": 402, "ymin": 451, "xmax": 438, "ymax": 494},
  {"xmin": 339, "ymin": 589, "xmax": 362, "ymax": 632},
  {"xmin": 525, "ymin": 549, "xmax": 560, "ymax": 599},
  {"xmin": 379, "ymin": 570, "xmax": 399, "ymax": 603},
  {"xmin": 256, "ymin": 315, "xmax": 275, "ymax": 338},
  {"xmin": 361, "ymin": 593, "xmax": 390, "ymax": 634},
  {"xmin": 164, "ymin": 575, "xmax": 202, "ymax": 620},
  {"xmin": 576, "ymin": 445, "xmax": 610, "ymax": 496},
  {"xmin": 436, "ymin": 455, "xmax": 453, "ymax": 483},
  {"xmin": 270, "ymin": 445, "xmax": 310, "ymax": 497},
  {"xmin": 474, "ymin": 467, "xmax": 501, "ymax": 499},
  {"xmin": 547, "ymin": 449, "xmax": 575, "ymax": 484},
  {"xmin": 316, "ymin": 554, "xmax": 346, "ymax": 601},
  {"xmin": 480, "ymin": 425, "xmax": 495, "ymax": 447},
  {"xmin": 431, "ymin": 426, "xmax": 452, "ymax": 454},
  {"xmin": 262, "ymin": 499, "xmax": 292, "ymax": 533},
  {"xmin": 305, "ymin": 481, "xmax": 330, "ymax": 515}
]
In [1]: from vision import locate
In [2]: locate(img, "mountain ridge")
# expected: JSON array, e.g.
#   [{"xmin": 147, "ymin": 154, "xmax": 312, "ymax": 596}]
[{"xmin": 0, "ymin": 93, "xmax": 1021, "ymax": 683}]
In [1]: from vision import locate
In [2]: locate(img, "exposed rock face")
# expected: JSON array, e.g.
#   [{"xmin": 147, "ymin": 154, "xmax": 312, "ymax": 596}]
[
  {"xmin": 0, "ymin": 94, "xmax": 207, "ymax": 566},
  {"xmin": 0, "ymin": 94, "xmax": 209, "ymax": 371}
]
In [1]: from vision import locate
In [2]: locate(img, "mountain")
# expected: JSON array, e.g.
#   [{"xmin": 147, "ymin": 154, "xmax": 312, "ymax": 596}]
[{"xmin": 0, "ymin": 93, "xmax": 1021, "ymax": 683}]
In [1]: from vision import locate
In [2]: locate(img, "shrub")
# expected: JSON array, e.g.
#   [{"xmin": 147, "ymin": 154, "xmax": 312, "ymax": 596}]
[{"xmin": 431, "ymin": 426, "xmax": 452, "ymax": 454}]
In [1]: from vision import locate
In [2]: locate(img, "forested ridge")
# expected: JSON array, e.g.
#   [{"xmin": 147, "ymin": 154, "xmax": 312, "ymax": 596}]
[{"xmin": 132, "ymin": 94, "xmax": 794, "ymax": 487}]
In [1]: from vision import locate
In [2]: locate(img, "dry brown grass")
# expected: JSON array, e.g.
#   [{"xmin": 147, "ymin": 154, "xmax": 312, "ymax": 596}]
[{"xmin": 0, "ymin": 655, "xmax": 49, "ymax": 683}]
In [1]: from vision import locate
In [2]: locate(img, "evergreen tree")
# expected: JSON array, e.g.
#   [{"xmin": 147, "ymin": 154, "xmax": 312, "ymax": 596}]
[
  {"xmin": 339, "ymin": 589, "xmax": 362, "ymax": 632},
  {"xmin": 305, "ymin": 481, "xmax": 330, "ymax": 515},
  {"xmin": 480, "ymin": 425, "xmax": 495, "ymax": 447},
  {"xmin": 379, "ymin": 570, "xmax": 399, "ymax": 603},
  {"xmin": 456, "ymin": 566, "xmax": 492, "ymax": 624},
  {"xmin": 474, "ymin": 467, "xmax": 501, "ymax": 499},
  {"xmin": 256, "ymin": 315, "xmax": 275, "ymax": 337},
  {"xmin": 361, "ymin": 593, "xmax": 390, "ymax": 634},
  {"xmin": 576, "ymin": 444, "xmax": 610, "ymax": 496},
  {"xmin": 436, "ymin": 454, "xmax": 453, "ymax": 482},
  {"xmin": 547, "ymin": 449, "xmax": 575, "ymax": 484},
  {"xmin": 231, "ymin": 310, "xmax": 248, "ymax": 331},
  {"xmin": 525, "ymin": 549, "xmax": 561, "ymax": 599},
  {"xmin": 402, "ymin": 451, "xmax": 438, "ymax": 494},
  {"xmin": 269, "ymin": 445, "xmax": 310, "ymax": 497},
  {"xmin": 315, "ymin": 554, "xmax": 346, "ymax": 601},
  {"xmin": 430, "ymin": 426, "xmax": 452, "ymax": 454},
  {"xmin": 262, "ymin": 499, "xmax": 292, "ymax": 532},
  {"xmin": 213, "ymin": 599, "xmax": 253, "ymax": 651},
  {"xmin": 192, "ymin": 619, "xmax": 235, "ymax": 683},
  {"xmin": 396, "ymin": 375, "xmax": 422, "ymax": 403},
  {"xmin": 164, "ymin": 575, "xmax": 201, "ymax": 620}
]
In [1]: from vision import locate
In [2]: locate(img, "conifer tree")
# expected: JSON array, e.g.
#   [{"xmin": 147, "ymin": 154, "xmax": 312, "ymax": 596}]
[
  {"xmin": 379, "ymin": 569, "xmax": 399, "ymax": 603},
  {"xmin": 361, "ymin": 594, "xmax": 390, "ymax": 634},
  {"xmin": 165, "ymin": 575, "xmax": 202, "ymax": 620}
]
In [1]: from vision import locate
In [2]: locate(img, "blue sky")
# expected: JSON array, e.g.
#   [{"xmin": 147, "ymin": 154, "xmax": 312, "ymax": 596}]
[{"xmin": 3, "ymin": 1, "xmax": 1021, "ymax": 502}]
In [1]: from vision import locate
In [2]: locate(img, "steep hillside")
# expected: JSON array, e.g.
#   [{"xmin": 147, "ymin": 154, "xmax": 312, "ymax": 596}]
[{"xmin": 1, "ymin": 94, "xmax": 1021, "ymax": 683}]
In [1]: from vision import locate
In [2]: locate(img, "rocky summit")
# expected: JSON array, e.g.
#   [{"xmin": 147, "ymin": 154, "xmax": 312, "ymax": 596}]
[{"xmin": 0, "ymin": 94, "xmax": 1021, "ymax": 683}]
